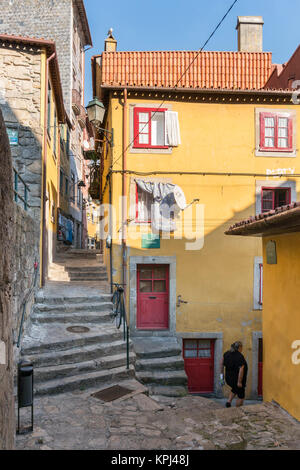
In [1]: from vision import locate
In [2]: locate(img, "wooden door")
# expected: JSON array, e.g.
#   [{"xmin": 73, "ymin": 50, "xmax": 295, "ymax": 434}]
[
  {"xmin": 183, "ymin": 339, "xmax": 215, "ymax": 394},
  {"xmin": 137, "ymin": 265, "xmax": 169, "ymax": 330}
]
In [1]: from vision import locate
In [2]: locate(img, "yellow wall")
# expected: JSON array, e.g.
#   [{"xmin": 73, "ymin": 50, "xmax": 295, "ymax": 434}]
[
  {"xmin": 262, "ymin": 233, "xmax": 300, "ymax": 421},
  {"xmin": 101, "ymin": 91, "xmax": 300, "ymax": 397}
]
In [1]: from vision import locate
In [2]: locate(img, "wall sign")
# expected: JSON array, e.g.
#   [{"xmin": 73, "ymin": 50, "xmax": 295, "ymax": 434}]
[
  {"xmin": 7, "ymin": 128, "xmax": 18, "ymax": 146},
  {"xmin": 141, "ymin": 233, "xmax": 160, "ymax": 249},
  {"xmin": 266, "ymin": 240, "xmax": 277, "ymax": 264}
]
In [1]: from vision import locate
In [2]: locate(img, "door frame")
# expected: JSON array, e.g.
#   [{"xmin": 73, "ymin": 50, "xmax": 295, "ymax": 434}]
[
  {"xmin": 129, "ymin": 256, "xmax": 176, "ymax": 337},
  {"xmin": 177, "ymin": 332, "xmax": 224, "ymax": 397},
  {"xmin": 252, "ymin": 331, "xmax": 263, "ymax": 399}
]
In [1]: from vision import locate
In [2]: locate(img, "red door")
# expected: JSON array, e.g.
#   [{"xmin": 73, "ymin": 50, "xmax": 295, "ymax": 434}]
[
  {"xmin": 183, "ymin": 339, "xmax": 215, "ymax": 394},
  {"xmin": 258, "ymin": 338, "xmax": 263, "ymax": 397},
  {"xmin": 137, "ymin": 265, "xmax": 169, "ymax": 330}
]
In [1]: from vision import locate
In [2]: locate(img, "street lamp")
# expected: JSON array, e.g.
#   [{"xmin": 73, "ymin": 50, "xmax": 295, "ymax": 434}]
[
  {"xmin": 86, "ymin": 98, "xmax": 106, "ymax": 126},
  {"xmin": 86, "ymin": 98, "xmax": 114, "ymax": 147}
]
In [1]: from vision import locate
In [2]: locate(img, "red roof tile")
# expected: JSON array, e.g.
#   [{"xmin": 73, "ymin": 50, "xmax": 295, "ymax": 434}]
[
  {"xmin": 100, "ymin": 50, "xmax": 273, "ymax": 91},
  {"xmin": 225, "ymin": 201, "xmax": 300, "ymax": 236}
]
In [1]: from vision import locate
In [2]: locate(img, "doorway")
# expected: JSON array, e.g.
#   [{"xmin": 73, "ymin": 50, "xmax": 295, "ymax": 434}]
[
  {"xmin": 183, "ymin": 339, "xmax": 215, "ymax": 394},
  {"xmin": 137, "ymin": 264, "xmax": 169, "ymax": 330}
]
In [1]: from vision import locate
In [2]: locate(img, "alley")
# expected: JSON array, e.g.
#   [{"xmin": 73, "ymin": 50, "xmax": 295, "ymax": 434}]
[{"xmin": 16, "ymin": 391, "xmax": 300, "ymax": 450}]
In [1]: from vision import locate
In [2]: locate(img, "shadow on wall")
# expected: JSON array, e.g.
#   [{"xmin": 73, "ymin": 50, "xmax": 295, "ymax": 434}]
[
  {"xmin": 0, "ymin": 107, "xmax": 16, "ymax": 449},
  {"xmin": 0, "ymin": 102, "xmax": 41, "ymax": 362}
]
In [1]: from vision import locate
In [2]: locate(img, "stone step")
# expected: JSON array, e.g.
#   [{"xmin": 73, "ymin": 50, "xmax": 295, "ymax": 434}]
[
  {"xmin": 135, "ymin": 355, "xmax": 184, "ymax": 371},
  {"xmin": 66, "ymin": 266, "xmax": 107, "ymax": 273},
  {"xmin": 33, "ymin": 353, "xmax": 136, "ymax": 383},
  {"xmin": 22, "ymin": 339, "xmax": 133, "ymax": 367},
  {"xmin": 22, "ymin": 326, "xmax": 123, "ymax": 355},
  {"xmin": 31, "ymin": 311, "xmax": 113, "ymax": 324},
  {"xmin": 148, "ymin": 385, "xmax": 188, "ymax": 397},
  {"xmin": 34, "ymin": 364, "xmax": 135, "ymax": 396},
  {"xmin": 68, "ymin": 274, "xmax": 108, "ymax": 281},
  {"xmin": 35, "ymin": 293, "xmax": 111, "ymax": 305},
  {"xmin": 34, "ymin": 302, "xmax": 112, "ymax": 313},
  {"xmin": 136, "ymin": 370, "xmax": 188, "ymax": 386},
  {"xmin": 133, "ymin": 337, "xmax": 182, "ymax": 359}
]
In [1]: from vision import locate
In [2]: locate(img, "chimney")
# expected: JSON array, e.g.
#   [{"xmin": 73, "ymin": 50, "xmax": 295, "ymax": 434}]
[
  {"xmin": 105, "ymin": 29, "xmax": 117, "ymax": 52},
  {"xmin": 236, "ymin": 16, "xmax": 264, "ymax": 52}
]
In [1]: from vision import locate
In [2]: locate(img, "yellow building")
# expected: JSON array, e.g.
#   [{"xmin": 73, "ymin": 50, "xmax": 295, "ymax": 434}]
[
  {"xmin": 226, "ymin": 202, "xmax": 300, "ymax": 421},
  {"xmin": 40, "ymin": 44, "xmax": 68, "ymax": 284},
  {"xmin": 92, "ymin": 22, "xmax": 300, "ymax": 398}
]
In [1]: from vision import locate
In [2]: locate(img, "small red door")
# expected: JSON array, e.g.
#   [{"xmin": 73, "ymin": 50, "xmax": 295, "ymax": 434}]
[
  {"xmin": 258, "ymin": 338, "xmax": 263, "ymax": 397},
  {"xmin": 183, "ymin": 339, "xmax": 215, "ymax": 394},
  {"xmin": 137, "ymin": 265, "xmax": 169, "ymax": 330}
]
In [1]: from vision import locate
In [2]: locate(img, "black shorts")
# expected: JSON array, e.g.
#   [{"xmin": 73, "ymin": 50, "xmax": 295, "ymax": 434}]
[{"xmin": 231, "ymin": 385, "xmax": 245, "ymax": 399}]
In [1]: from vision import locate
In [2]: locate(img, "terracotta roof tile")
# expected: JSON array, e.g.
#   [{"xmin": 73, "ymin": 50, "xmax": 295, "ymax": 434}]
[
  {"xmin": 225, "ymin": 201, "xmax": 300, "ymax": 235},
  {"xmin": 100, "ymin": 50, "xmax": 273, "ymax": 91}
]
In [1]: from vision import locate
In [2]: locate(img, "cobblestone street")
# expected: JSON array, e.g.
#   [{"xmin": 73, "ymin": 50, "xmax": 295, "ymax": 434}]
[{"xmin": 16, "ymin": 383, "xmax": 300, "ymax": 451}]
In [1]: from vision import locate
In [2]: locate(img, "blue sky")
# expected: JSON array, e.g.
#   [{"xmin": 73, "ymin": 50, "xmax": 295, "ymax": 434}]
[{"xmin": 84, "ymin": 0, "xmax": 300, "ymax": 103}]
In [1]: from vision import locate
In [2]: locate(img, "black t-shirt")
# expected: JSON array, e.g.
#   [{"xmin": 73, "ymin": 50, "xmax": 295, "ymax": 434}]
[{"xmin": 223, "ymin": 350, "xmax": 248, "ymax": 388}]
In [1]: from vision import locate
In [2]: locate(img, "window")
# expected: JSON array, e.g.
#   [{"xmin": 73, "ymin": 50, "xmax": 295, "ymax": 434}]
[
  {"xmin": 60, "ymin": 169, "xmax": 64, "ymax": 195},
  {"xmin": 136, "ymin": 185, "xmax": 153, "ymax": 222},
  {"xmin": 261, "ymin": 187, "xmax": 291, "ymax": 213},
  {"xmin": 259, "ymin": 263, "xmax": 263, "ymax": 306},
  {"xmin": 183, "ymin": 339, "xmax": 212, "ymax": 358},
  {"xmin": 77, "ymin": 185, "xmax": 81, "ymax": 208},
  {"xmin": 71, "ymin": 173, "xmax": 75, "ymax": 202},
  {"xmin": 53, "ymin": 109, "xmax": 57, "ymax": 156},
  {"xmin": 47, "ymin": 82, "xmax": 51, "ymax": 137},
  {"xmin": 65, "ymin": 178, "xmax": 69, "ymax": 197},
  {"xmin": 260, "ymin": 112, "xmax": 293, "ymax": 152},
  {"xmin": 133, "ymin": 107, "xmax": 168, "ymax": 149},
  {"xmin": 66, "ymin": 128, "xmax": 70, "ymax": 158}
]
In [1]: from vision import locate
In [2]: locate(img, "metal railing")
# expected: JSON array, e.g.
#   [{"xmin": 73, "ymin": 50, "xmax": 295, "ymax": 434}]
[
  {"xmin": 13, "ymin": 168, "xmax": 30, "ymax": 211},
  {"xmin": 17, "ymin": 262, "xmax": 39, "ymax": 348},
  {"xmin": 112, "ymin": 283, "xmax": 130, "ymax": 369}
]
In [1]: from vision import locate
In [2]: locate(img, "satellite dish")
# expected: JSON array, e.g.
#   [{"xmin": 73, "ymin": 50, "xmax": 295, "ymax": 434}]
[{"xmin": 173, "ymin": 186, "xmax": 186, "ymax": 210}]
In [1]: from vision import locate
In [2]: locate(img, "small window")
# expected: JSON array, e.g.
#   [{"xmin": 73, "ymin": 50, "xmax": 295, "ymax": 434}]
[
  {"xmin": 261, "ymin": 187, "xmax": 291, "ymax": 213},
  {"xmin": 259, "ymin": 263, "xmax": 263, "ymax": 306},
  {"xmin": 60, "ymin": 169, "xmax": 64, "ymax": 195},
  {"xmin": 47, "ymin": 82, "xmax": 51, "ymax": 137},
  {"xmin": 183, "ymin": 339, "xmax": 212, "ymax": 359},
  {"xmin": 260, "ymin": 112, "xmax": 293, "ymax": 152},
  {"xmin": 53, "ymin": 109, "xmax": 57, "ymax": 156},
  {"xmin": 136, "ymin": 185, "xmax": 153, "ymax": 223},
  {"xmin": 65, "ymin": 178, "xmax": 69, "ymax": 197},
  {"xmin": 133, "ymin": 107, "xmax": 168, "ymax": 149}
]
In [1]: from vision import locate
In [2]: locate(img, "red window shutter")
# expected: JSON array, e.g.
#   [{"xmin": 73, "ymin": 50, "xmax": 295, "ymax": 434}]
[{"xmin": 288, "ymin": 117, "xmax": 293, "ymax": 150}]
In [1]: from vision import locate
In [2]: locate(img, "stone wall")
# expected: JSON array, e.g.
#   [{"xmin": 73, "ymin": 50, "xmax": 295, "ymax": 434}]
[
  {"xmin": 12, "ymin": 204, "xmax": 40, "ymax": 363},
  {"xmin": 0, "ymin": 0, "xmax": 72, "ymax": 114},
  {"xmin": 0, "ymin": 109, "xmax": 15, "ymax": 450},
  {"xmin": 0, "ymin": 43, "xmax": 43, "ymax": 221}
]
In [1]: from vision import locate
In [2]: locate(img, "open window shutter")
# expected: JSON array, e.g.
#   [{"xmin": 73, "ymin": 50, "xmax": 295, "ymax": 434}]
[
  {"xmin": 165, "ymin": 111, "xmax": 181, "ymax": 146},
  {"xmin": 288, "ymin": 117, "xmax": 293, "ymax": 150}
]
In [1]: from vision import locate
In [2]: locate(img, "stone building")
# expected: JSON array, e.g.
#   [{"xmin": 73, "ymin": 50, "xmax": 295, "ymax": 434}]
[
  {"xmin": 0, "ymin": 36, "xmax": 67, "ymax": 365},
  {"xmin": 0, "ymin": 0, "xmax": 92, "ymax": 249}
]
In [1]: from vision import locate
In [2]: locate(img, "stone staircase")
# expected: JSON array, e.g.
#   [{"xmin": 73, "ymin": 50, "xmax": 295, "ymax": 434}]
[
  {"xmin": 20, "ymin": 257, "xmax": 135, "ymax": 396},
  {"xmin": 48, "ymin": 249, "xmax": 107, "ymax": 283},
  {"xmin": 133, "ymin": 337, "xmax": 188, "ymax": 397}
]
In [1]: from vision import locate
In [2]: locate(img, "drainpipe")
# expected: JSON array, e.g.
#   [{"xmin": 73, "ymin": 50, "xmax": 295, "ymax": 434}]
[
  {"xmin": 41, "ymin": 52, "xmax": 56, "ymax": 287},
  {"xmin": 109, "ymin": 172, "xmax": 113, "ymax": 294},
  {"xmin": 122, "ymin": 89, "xmax": 127, "ymax": 288}
]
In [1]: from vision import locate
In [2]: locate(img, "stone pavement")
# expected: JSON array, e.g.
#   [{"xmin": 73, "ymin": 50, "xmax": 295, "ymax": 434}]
[{"xmin": 16, "ymin": 384, "xmax": 300, "ymax": 450}]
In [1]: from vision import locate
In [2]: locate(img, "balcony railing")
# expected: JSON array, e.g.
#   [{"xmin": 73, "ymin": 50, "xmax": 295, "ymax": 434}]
[{"xmin": 13, "ymin": 168, "xmax": 30, "ymax": 211}]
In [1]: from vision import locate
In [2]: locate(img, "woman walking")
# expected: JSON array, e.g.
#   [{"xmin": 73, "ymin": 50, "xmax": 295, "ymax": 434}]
[{"xmin": 220, "ymin": 341, "xmax": 248, "ymax": 408}]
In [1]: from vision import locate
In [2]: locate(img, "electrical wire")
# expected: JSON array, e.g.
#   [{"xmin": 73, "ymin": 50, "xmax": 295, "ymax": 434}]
[{"xmin": 110, "ymin": 0, "xmax": 239, "ymax": 170}]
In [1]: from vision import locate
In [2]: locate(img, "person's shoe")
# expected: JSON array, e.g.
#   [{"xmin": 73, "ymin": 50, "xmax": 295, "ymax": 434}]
[{"xmin": 225, "ymin": 402, "xmax": 231, "ymax": 408}]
